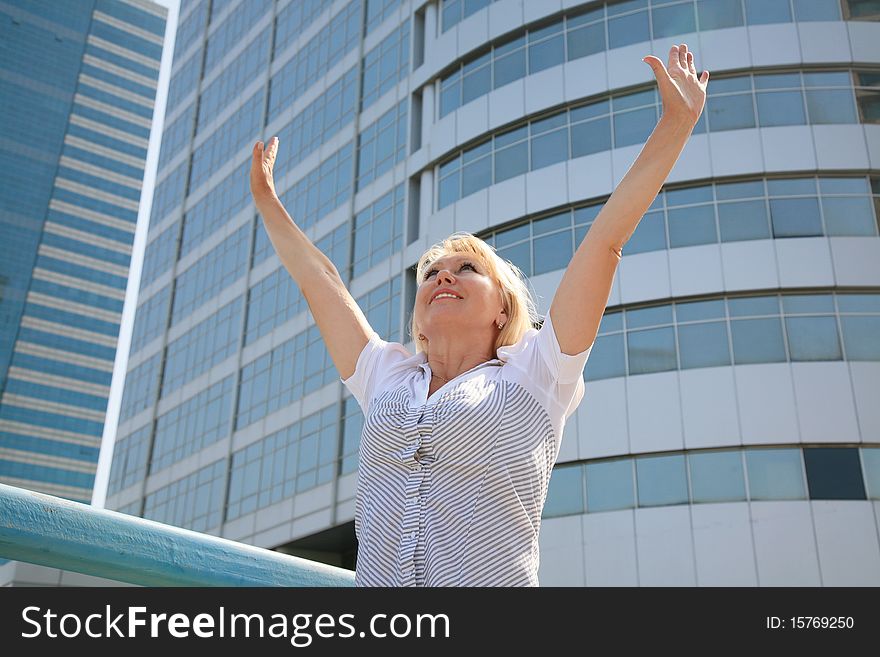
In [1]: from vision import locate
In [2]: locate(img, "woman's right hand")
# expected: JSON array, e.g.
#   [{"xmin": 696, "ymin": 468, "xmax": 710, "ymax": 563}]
[{"xmin": 250, "ymin": 136, "xmax": 279, "ymax": 202}]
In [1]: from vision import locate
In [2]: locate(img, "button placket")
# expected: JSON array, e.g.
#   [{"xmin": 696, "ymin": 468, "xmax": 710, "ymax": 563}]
[{"xmin": 397, "ymin": 405, "xmax": 430, "ymax": 585}]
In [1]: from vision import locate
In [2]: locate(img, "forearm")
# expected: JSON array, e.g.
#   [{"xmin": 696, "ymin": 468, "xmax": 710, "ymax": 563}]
[
  {"xmin": 255, "ymin": 194, "xmax": 342, "ymax": 289},
  {"xmin": 585, "ymin": 114, "xmax": 695, "ymax": 254}
]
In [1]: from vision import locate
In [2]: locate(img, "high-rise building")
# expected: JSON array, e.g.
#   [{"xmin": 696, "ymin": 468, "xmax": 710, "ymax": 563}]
[
  {"xmin": 105, "ymin": 0, "xmax": 880, "ymax": 586},
  {"xmin": 0, "ymin": 0, "xmax": 167, "ymax": 585}
]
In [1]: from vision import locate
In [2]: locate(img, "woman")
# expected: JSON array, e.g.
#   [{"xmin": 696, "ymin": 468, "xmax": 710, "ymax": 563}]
[{"xmin": 250, "ymin": 44, "xmax": 709, "ymax": 586}]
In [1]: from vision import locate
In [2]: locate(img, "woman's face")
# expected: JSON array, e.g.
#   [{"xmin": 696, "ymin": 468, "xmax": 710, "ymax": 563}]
[{"xmin": 414, "ymin": 253, "xmax": 504, "ymax": 342}]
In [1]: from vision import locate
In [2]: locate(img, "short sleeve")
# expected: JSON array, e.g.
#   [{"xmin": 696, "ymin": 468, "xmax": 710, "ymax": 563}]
[
  {"xmin": 498, "ymin": 310, "xmax": 594, "ymax": 420},
  {"xmin": 340, "ymin": 332, "xmax": 412, "ymax": 414}
]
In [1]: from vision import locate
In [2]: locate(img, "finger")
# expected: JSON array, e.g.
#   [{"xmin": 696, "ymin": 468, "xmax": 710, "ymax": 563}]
[
  {"xmin": 668, "ymin": 44, "xmax": 679, "ymax": 71},
  {"xmin": 700, "ymin": 70, "xmax": 710, "ymax": 85},
  {"xmin": 687, "ymin": 51, "xmax": 696, "ymax": 75},
  {"xmin": 643, "ymin": 55, "xmax": 673, "ymax": 91},
  {"xmin": 678, "ymin": 43, "xmax": 688, "ymax": 69},
  {"xmin": 266, "ymin": 136, "xmax": 278, "ymax": 162}
]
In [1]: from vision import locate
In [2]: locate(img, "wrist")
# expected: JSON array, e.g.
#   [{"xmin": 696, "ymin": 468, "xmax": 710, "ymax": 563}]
[
  {"xmin": 252, "ymin": 187, "xmax": 280, "ymax": 207},
  {"xmin": 659, "ymin": 112, "xmax": 697, "ymax": 134}
]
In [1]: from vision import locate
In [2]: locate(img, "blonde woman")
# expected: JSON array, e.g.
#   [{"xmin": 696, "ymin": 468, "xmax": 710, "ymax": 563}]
[{"xmin": 250, "ymin": 45, "xmax": 708, "ymax": 586}]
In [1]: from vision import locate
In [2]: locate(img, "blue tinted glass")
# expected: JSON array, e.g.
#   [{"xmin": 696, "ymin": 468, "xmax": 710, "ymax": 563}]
[
  {"xmin": 716, "ymin": 179, "xmax": 764, "ymax": 200},
  {"xmin": 571, "ymin": 117, "xmax": 612, "ymax": 157},
  {"xmin": 438, "ymin": 170, "xmax": 460, "ymax": 208},
  {"xmin": 863, "ymin": 448, "xmax": 880, "ymax": 499},
  {"xmin": 627, "ymin": 304, "xmax": 673, "ymax": 328},
  {"xmin": 718, "ymin": 199, "xmax": 771, "ymax": 241},
  {"xmin": 600, "ymin": 311, "xmax": 624, "ymax": 333},
  {"xmin": 614, "ymin": 89, "xmax": 655, "ymax": 111},
  {"xmin": 769, "ymin": 198, "xmax": 822, "ymax": 237},
  {"xmin": 746, "ymin": 448, "xmax": 806, "ymax": 500},
  {"xmin": 803, "ymin": 71, "xmax": 853, "ymax": 88},
  {"xmin": 440, "ymin": 81, "xmax": 460, "ymax": 116},
  {"xmin": 785, "ymin": 316, "xmax": 842, "ymax": 361},
  {"xmin": 614, "ymin": 107, "xmax": 656, "ymax": 147},
  {"xmin": 495, "ymin": 125, "xmax": 528, "ymax": 147},
  {"xmin": 493, "ymin": 50, "xmax": 526, "ymax": 88},
  {"xmin": 571, "ymin": 100, "xmax": 611, "ymax": 122},
  {"xmin": 494, "ymin": 142, "xmax": 528, "ymax": 183},
  {"xmin": 731, "ymin": 317, "xmax": 787, "ymax": 364},
  {"xmin": 689, "ymin": 450, "xmax": 747, "ymax": 503},
  {"xmin": 744, "ymin": 0, "xmax": 791, "ymax": 24},
  {"xmin": 757, "ymin": 90, "xmax": 806, "ymax": 126},
  {"xmin": 586, "ymin": 458, "xmax": 634, "ymax": 512},
  {"xmin": 462, "ymin": 65, "xmax": 491, "ymax": 104},
  {"xmin": 462, "ymin": 139, "xmax": 491, "ymax": 162},
  {"xmin": 533, "ymin": 211, "xmax": 571, "ymax": 236},
  {"xmin": 822, "ymin": 197, "xmax": 876, "ymax": 236},
  {"xmin": 625, "ymin": 210, "xmax": 666, "ymax": 254},
  {"xmin": 768, "ymin": 177, "xmax": 816, "ymax": 196},
  {"xmin": 837, "ymin": 293, "xmax": 880, "ymax": 313},
  {"xmin": 628, "ymin": 327, "xmax": 677, "ymax": 374},
  {"xmin": 696, "ymin": 0, "xmax": 744, "ymax": 30},
  {"xmin": 495, "ymin": 222, "xmax": 529, "ymax": 247},
  {"xmin": 782, "ymin": 293, "xmax": 834, "ymax": 314},
  {"xmin": 678, "ymin": 321, "xmax": 731, "ymax": 369},
  {"xmin": 728, "ymin": 295, "xmax": 779, "ymax": 317},
  {"xmin": 534, "ymin": 230, "xmax": 573, "ymax": 275},
  {"xmin": 793, "ymin": 0, "xmax": 841, "ymax": 20},
  {"xmin": 497, "ymin": 240, "xmax": 531, "ymax": 275},
  {"xmin": 667, "ymin": 204, "xmax": 717, "ymax": 247},
  {"xmin": 652, "ymin": 2, "xmax": 697, "ymax": 38},
  {"xmin": 806, "ymin": 89, "xmax": 857, "ymax": 124},
  {"xmin": 567, "ymin": 22, "xmax": 605, "ymax": 60},
  {"xmin": 608, "ymin": 10, "xmax": 650, "ymax": 49},
  {"xmin": 531, "ymin": 129, "xmax": 569, "ymax": 169},
  {"xmin": 585, "ymin": 333, "xmax": 625, "ymax": 381},
  {"xmin": 528, "ymin": 34, "xmax": 564, "ymax": 74},
  {"xmin": 677, "ymin": 299, "xmax": 725, "ymax": 322},
  {"xmin": 708, "ymin": 93, "xmax": 757, "ymax": 130},
  {"xmin": 461, "ymin": 156, "xmax": 492, "ymax": 197},
  {"xmin": 636, "ymin": 454, "xmax": 688, "ymax": 506},
  {"xmin": 531, "ymin": 111, "xmax": 568, "ymax": 135},
  {"xmin": 544, "ymin": 465, "xmax": 584, "ymax": 517}
]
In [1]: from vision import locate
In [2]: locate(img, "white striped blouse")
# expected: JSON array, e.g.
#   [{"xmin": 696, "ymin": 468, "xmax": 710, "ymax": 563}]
[{"xmin": 341, "ymin": 310, "xmax": 593, "ymax": 586}]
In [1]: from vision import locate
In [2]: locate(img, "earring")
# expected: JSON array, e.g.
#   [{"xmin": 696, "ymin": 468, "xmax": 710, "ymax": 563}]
[
  {"xmin": 418, "ymin": 333, "xmax": 426, "ymax": 341},
  {"xmin": 497, "ymin": 322, "xmax": 505, "ymax": 330}
]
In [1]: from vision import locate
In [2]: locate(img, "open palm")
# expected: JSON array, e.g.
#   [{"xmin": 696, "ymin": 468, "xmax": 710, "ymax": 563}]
[{"xmin": 644, "ymin": 43, "xmax": 709, "ymax": 127}]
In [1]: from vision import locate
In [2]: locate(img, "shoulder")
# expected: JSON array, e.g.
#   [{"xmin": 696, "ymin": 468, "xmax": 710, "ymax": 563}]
[
  {"xmin": 341, "ymin": 332, "xmax": 424, "ymax": 412},
  {"xmin": 497, "ymin": 313, "xmax": 592, "ymax": 419}
]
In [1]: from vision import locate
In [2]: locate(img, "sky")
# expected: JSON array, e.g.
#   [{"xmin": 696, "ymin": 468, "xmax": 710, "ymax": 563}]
[{"xmin": 91, "ymin": 0, "xmax": 179, "ymax": 508}]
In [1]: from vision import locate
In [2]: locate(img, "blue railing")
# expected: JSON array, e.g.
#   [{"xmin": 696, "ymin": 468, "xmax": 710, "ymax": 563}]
[{"xmin": 0, "ymin": 483, "xmax": 355, "ymax": 586}]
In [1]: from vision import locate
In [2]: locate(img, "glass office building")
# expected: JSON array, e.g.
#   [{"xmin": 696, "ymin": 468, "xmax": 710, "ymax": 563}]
[
  {"xmin": 106, "ymin": 0, "xmax": 880, "ymax": 585},
  {"xmin": 0, "ymin": 0, "xmax": 166, "ymax": 503},
  {"xmin": 0, "ymin": 0, "xmax": 166, "ymax": 585}
]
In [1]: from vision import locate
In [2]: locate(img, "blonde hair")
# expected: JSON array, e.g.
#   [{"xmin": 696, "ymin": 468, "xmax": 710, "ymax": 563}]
[{"xmin": 410, "ymin": 231, "xmax": 539, "ymax": 357}]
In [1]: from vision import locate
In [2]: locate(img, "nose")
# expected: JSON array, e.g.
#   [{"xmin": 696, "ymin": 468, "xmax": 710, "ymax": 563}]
[{"xmin": 436, "ymin": 268, "xmax": 455, "ymax": 284}]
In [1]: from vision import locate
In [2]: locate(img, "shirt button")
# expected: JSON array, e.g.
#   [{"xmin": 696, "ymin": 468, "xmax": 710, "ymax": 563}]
[{"xmin": 409, "ymin": 531, "xmax": 416, "ymax": 540}]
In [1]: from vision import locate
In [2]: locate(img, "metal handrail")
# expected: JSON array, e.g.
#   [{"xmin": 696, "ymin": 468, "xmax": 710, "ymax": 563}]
[{"xmin": 0, "ymin": 483, "xmax": 355, "ymax": 586}]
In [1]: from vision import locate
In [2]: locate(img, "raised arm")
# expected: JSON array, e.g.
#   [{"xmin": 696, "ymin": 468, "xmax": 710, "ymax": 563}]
[
  {"xmin": 250, "ymin": 136, "xmax": 374, "ymax": 380},
  {"xmin": 548, "ymin": 43, "xmax": 709, "ymax": 356}
]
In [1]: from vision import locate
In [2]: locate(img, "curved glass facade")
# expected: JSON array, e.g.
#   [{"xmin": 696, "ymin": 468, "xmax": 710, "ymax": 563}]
[{"xmin": 107, "ymin": 0, "xmax": 880, "ymax": 584}]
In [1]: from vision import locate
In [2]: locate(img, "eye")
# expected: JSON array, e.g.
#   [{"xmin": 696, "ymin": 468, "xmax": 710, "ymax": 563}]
[{"xmin": 423, "ymin": 261, "xmax": 477, "ymax": 281}]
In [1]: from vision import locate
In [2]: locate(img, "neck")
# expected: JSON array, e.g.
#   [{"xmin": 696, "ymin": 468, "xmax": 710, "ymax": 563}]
[{"xmin": 426, "ymin": 348, "xmax": 495, "ymax": 383}]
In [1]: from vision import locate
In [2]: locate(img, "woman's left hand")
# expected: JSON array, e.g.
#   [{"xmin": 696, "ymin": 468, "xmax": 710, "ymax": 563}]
[{"xmin": 643, "ymin": 43, "xmax": 709, "ymax": 127}]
